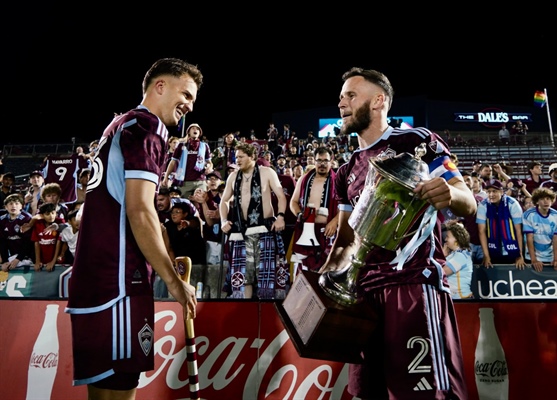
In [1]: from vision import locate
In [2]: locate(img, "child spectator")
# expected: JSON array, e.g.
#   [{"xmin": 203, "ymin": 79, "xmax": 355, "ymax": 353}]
[
  {"xmin": 23, "ymin": 170, "xmax": 45, "ymax": 215},
  {"xmin": 523, "ymin": 187, "xmax": 557, "ymax": 272},
  {"xmin": 0, "ymin": 172, "xmax": 17, "ymax": 206},
  {"xmin": 31, "ymin": 202, "xmax": 64, "ymax": 272},
  {"xmin": 477, "ymin": 180, "xmax": 525, "ymax": 268},
  {"xmin": 442, "ymin": 220, "xmax": 474, "ymax": 299},
  {"xmin": 470, "ymin": 172, "xmax": 487, "ymax": 202},
  {"xmin": 0, "ymin": 194, "xmax": 33, "ymax": 271},
  {"xmin": 162, "ymin": 202, "xmax": 206, "ymax": 265},
  {"xmin": 40, "ymin": 182, "xmax": 69, "ymax": 221},
  {"xmin": 59, "ymin": 209, "xmax": 81, "ymax": 265}
]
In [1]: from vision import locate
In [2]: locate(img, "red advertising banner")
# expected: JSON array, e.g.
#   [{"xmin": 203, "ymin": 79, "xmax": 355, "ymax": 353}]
[{"xmin": 0, "ymin": 299, "xmax": 555, "ymax": 399}]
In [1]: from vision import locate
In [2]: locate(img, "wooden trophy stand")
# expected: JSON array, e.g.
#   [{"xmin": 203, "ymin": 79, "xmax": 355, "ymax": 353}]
[{"xmin": 275, "ymin": 269, "xmax": 376, "ymax": 364}]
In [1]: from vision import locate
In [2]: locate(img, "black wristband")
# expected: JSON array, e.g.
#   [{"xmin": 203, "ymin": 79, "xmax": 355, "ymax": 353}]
[{"xmin": 277, "ymin": 212, "xmax": 285, "ymax": 218}]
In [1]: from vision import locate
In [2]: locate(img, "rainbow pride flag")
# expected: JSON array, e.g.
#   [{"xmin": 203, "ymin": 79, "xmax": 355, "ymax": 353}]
[{"xmin": 534, "ymin": 90, "xmax": 547, "ymax": 108}]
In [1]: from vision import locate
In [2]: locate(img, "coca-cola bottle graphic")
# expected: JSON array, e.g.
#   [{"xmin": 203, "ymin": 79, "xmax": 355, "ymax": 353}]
[
  {"xmin": 26, "ymin": 304, "xmax": 59, "ymax": 400},
  {"xmin": 474, "ymin": 307, "xmax": 509, "ymax": 400}
]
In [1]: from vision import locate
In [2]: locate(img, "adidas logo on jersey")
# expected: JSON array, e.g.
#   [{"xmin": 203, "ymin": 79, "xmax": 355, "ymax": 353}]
[{"xmin": 413, "ymin": 376, "xmax": 433, "ymax": 391}]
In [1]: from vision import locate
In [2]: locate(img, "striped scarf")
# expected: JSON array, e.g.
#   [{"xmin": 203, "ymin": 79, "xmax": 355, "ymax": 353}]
[
  {"xmin": 174, "ymin": 140, "xmax": 207, "ymax": 182},
  {"xmin": 291, "ymin": 169, "xmax": 337, "ymax": 271},
  {"xmin": 300, "ymin": 168, "xmax": 335, "ymax": 211},
  {"xmin": 485, "ymin": 195, "xmax": 520, "ymax": 258},
  {"xmin": 230, "ymin": 165, "xmax": 267, "ymax": 238}
]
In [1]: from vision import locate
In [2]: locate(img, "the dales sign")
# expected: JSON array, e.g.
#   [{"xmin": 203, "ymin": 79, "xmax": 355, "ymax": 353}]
[{"xmin": 454, "ymin": 107, "xmax": 532, "ymax": 128}]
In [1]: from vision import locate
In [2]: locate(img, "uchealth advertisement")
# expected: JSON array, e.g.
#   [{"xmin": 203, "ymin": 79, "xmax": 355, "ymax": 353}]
[
  {"xmin": 0, "ymin": 299, "xmax": 555, "ymax": 399},
  {"xmin": 472, "ymin": 264, "xmax": 557, "ymax": 299}
]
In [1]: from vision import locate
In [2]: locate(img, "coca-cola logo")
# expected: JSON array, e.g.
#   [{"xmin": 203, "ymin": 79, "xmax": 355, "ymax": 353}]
[
  {"xmin": 138, "ymin": 309, "xmax": 351, "ymax": 398},
  {"xmin": 29, "ymin": 352, "xmax": 58, "ymax": 369},
  {"xmin": 475, "ymin": 360, "xmax": 508, "ymax": 378}
]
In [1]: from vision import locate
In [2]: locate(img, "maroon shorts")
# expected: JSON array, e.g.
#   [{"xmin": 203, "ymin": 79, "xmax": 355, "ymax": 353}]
[
  {"xmin": 70, "ymin": 295, "xmax": 155, "ymax": 389},
  {"xmin": 349, "ymin": 284, "xmax": 468, "ymax": 400}
]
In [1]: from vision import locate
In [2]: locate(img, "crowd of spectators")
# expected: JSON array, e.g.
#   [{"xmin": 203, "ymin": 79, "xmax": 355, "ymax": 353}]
[
  {"xmin": 1, "ymin": 125, "xmax": 556, "ymax": 300},
  {"xmin": 0, "ymin": 141, "xmax": 96, "ymax": 272}
]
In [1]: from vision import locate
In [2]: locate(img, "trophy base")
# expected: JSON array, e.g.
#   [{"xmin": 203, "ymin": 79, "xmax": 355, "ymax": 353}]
[
  {"xmin": 319, "ymin": 268, "xmax": 359, "ymax": 306},
  {"xmin": 275, "ymin": 270, "xmax": 376, "ymax": 364}
]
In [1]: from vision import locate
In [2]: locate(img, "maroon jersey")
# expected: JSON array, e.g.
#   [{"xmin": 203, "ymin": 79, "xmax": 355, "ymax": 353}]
[
  {"xmin": 336, "ymin": 127, "xmax": 461, "ymax": 291},
  {"xmin": 0, "ymin": 211, "xmax": 33, "ymax": 261},
  {"xmin": 524, "ymin": 176, "xmax": 546, "ymax": 194},
  {"xmin": 66, "ymin": 107, "xmax": 168, "ymax": 311},
  {"xmin": 193, "ymin": 191, "xmax": 222, "ymax": 242},
  {"xmin": 275, "ymin": 174, "xmax": 297, "ymax": 226},
  {"xmin": 43, "ymin": 153, "xmax": 89, "ymax": 204},
  {"xmin": 171, "ymin": 139, "xmax": 211, "ymax": 184}
]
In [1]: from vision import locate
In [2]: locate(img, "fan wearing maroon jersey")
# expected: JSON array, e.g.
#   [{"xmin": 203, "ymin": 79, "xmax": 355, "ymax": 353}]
[
  {"xmin": 64, "ymin": 58, "xmax": 202, "ymax": 400},
  {"xmin": 319, "ymin": 68, "xmax": 477, "ymax": 399},
  {"xmin": 0, "ymin": 194, "xmax": 33, "ymax": 270},
  {"xmin": 162, "ymin": 123, "xmax": 211, "ymax": 198}
]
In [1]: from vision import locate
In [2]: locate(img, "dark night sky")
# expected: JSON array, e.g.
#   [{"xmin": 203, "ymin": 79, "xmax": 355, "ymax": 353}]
[{"xmin": 5, "ymin": 5, "xmax": 555, "ymax": 145}]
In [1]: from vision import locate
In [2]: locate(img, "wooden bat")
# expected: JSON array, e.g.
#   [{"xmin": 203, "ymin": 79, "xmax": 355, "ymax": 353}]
[{"xmin": 175, "ymin": 256, "xmax": 200, "ymax": 400}]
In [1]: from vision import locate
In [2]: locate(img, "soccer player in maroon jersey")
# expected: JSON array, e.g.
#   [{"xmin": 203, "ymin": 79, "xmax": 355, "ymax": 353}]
[
  {"xmin": 65, "ymin": 58, "xmax": 202, "ymax": 400},
  {"xmin": 319, "ymin": 68, "xmax": 477, "ymax": 399}
]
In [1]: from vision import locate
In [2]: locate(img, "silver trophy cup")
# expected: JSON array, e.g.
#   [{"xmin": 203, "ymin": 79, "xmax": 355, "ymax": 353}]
[{"xmin": 319, "ymin": 143, "xmax": 431, "ymax": 306}]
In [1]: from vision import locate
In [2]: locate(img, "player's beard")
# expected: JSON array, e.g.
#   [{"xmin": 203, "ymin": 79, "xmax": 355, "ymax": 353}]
[{"xmin": 341, "ymin": 100, "xmax": 371, "ymax": 136}]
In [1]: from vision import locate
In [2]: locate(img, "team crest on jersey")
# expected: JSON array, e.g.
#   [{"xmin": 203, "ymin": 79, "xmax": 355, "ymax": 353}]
[
  {"xmin": 429, "ymin": 140, "xmax": 443, "ymax": 154},
  {"xmin": 138, "ymin": 324, "xmax": 154, "ymax": 356}
]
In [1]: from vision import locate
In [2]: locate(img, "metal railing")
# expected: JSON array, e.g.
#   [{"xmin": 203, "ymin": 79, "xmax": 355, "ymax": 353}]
[{"xmin": 1, "ymin": 143, "xmax": 82, "ymax": 158}]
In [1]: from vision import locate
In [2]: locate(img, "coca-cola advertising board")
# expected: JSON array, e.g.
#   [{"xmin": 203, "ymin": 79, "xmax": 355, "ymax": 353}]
[{"xmin": 0, "ymin": 299, "xmax": 555, "ymax": 399}]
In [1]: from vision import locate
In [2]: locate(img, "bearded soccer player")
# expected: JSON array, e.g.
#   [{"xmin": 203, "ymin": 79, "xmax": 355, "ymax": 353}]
[{"xmin": 319, "ymin": 67, "xmax": 476, "ymax": 399}]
